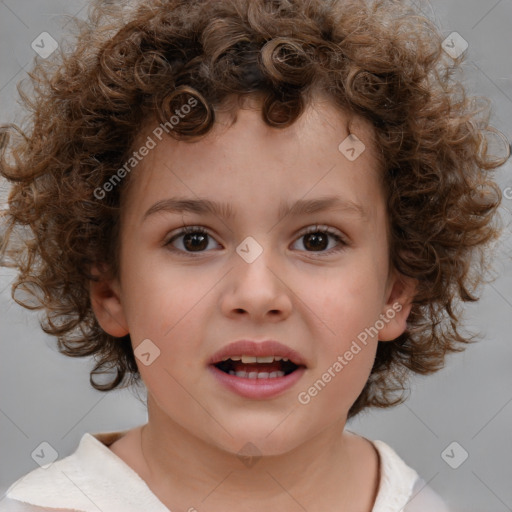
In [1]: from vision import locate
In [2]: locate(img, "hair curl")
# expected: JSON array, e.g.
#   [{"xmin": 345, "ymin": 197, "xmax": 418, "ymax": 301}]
[{"xmin": 0, "ymin": 0, "xmax": 509, "ymax": 417}]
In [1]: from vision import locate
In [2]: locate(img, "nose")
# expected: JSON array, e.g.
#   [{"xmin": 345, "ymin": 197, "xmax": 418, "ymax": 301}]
[{"xmin": 219, "ymin": 248, "xmax": 293, "ymax": 322}]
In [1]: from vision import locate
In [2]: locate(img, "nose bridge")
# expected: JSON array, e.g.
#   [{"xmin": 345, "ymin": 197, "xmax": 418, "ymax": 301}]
[
  {"xmin": 235, "ymin": 235, "xmax": 280, "ymax": 292},
  {"xmin": 221, "ymin": 234, "xmax": 292, "ymax": 318}
]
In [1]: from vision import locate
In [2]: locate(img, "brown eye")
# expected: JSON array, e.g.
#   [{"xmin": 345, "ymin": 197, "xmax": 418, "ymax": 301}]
[
  {"xmin": 302, "ymin": 231, "xmax": 329, "ymax": 251},
  {"xmin": 292, "ymin": 225, "xmax": 347, "ymax": 254},
  {"xmin": 182, "ymin": 231, "xmax": 209, "ymax": 251},
  {"xmin": 165, "ymin": 226, "xmax": 221, "ymax": 254}
]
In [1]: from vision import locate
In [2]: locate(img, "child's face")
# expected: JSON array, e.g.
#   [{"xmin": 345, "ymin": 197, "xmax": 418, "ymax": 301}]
[{"xmin": 92, "ymin": 95, "xmax": 413, "ymax": 455}]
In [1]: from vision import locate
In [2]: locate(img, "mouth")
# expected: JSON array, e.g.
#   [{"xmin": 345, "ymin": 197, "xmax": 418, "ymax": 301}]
[
  {"xmin": 213, "ymin": 355, "xmax": 301, "ymax": 379},
  {"xmin": 208, "ymin": 340, "xmax": 307, "ymax": 399}
]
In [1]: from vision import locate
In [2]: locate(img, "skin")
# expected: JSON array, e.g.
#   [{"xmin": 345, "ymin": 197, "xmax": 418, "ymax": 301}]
[{"xmin": 90, "ymin": 94, "xmax": 416, "ymax": 512}]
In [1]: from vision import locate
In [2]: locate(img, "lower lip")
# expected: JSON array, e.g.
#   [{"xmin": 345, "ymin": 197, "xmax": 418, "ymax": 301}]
[{"xmin": 208, "ymin": 365, "xmax": 306, "ymax": 399}]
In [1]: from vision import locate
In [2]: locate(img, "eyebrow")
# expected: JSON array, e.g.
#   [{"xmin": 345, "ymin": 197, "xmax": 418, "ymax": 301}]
[{"xmin": 143, "ymin": 195, "xmax": 368, "ymax": 222}]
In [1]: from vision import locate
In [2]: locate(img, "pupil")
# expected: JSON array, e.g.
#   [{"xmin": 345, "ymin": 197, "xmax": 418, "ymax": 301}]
[
  {"xmin": 305, "ymin": 232, "xmax": 327, "ymax": 251},
  {"xmin": 182, "ymin": 232, "xmax": 328, "ymax": 252},
  {"xmin": 184, "ymin": 233, "xmax": 207, "ymax": 251}
]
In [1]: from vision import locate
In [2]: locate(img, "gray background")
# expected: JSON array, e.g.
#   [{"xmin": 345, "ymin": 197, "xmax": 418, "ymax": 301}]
[{"xmin": 0, "ymin": 1, "xmax": 511, "ymax": 511}]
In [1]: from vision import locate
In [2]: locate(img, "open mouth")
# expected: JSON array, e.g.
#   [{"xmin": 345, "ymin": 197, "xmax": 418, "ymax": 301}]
[{"xmin": 213, "ymin": 355, "xmax": 300, "ymax": 379}]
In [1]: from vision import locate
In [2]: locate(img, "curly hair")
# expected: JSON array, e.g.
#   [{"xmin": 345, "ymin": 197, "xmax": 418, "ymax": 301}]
[{"xmin": 0, "ymin": 0, "xmax": 509, "ymax": 417}]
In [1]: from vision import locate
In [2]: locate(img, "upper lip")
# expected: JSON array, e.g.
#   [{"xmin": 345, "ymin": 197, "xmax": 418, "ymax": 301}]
[{"xmin": 208, "ymin": 340, "xmax": 307, "ymax": 367}]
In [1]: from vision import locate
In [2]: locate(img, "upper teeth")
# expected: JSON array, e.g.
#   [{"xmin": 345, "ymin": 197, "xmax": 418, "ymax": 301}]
[{"xmin": 222, "ymin": 355, "xmax": 289, "ymax": 363}]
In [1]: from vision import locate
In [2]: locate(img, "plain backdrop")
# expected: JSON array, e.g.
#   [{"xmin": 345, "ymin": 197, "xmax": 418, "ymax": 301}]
[{"xmin": 0, "ymin": 1, "xmax": 511, "ymax": 511}]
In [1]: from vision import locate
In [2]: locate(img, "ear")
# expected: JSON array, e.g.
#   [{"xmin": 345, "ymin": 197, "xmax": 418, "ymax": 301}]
[
  {"xmin": 378, "ymin": 269, "xmax": 417, "ymax": 342},
  {"xmin": 89, "ymin": 264, "xmax": 129, "ymax": 337}
]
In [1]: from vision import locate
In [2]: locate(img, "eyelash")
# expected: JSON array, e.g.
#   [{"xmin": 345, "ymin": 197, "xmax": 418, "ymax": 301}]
[{"xmin": 164, "ymin": 224, "xmax": 348, "ymax": 257}]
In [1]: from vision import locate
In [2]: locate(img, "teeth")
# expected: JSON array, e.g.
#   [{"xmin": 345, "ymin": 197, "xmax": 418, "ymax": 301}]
[
  {"xmin": 229, "ymin": 370, "xmax": 285, "ymax": 379},
  {"xmin": 225, "ymin": 355, "xmax": 289, "ymax": 363},
  {"xmin": 219, "ymin": 355, "xmax": 293, "ymax": 364},
  {"xmin": 246, "ymin": 370, "xmax": 285, "ymax": 379},
  {"xmin": 222, "ymin": 356, "xmax": 241, "ymax": 362},
  {"xmin": 256, "ymin": 356, "xmax": 274, "ymax": 363}
]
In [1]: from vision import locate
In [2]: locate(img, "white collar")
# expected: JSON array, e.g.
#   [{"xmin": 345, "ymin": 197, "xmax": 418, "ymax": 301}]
[
  {"xmin": 6, "ymin": 430, "xmax": 170, "ymax": 512},
  {"xmin": 6, "ymin": 432, "xmax": 418, "ymax": 512}
]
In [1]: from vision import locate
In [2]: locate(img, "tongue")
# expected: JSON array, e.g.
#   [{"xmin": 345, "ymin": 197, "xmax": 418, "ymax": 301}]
[{"xmin": 232, "ymin": 361, "xmax": 283, "ymax": 373}]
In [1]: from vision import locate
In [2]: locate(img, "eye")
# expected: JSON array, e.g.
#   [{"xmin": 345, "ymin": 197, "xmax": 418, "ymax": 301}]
[
  {"xmin": 291, "ymin": 225, "xmax": 348, "ymax": 254},
  {"xmin": 164, "ymin": 224, "xmax": 348, "ymax": 256},
  {"xmin": 165, "ymin": 225, "xmax": 221, "ymax": 255}
]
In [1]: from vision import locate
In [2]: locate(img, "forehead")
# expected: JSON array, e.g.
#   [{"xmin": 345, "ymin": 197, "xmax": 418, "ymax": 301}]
[{"xmin": 121, "ymin": 96, "xmax": 384, "ymax": 222}]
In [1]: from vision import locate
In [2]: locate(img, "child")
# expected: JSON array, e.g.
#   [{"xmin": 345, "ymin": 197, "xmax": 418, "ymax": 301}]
[{"xmin": 0, "ymin": 0, "xmax": 509, "ymax": 510}]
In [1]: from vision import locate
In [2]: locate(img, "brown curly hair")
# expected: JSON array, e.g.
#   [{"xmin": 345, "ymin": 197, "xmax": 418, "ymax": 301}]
[{"xmin": 0, "ymin": 0, "xmax": 509, "ymax": 417}]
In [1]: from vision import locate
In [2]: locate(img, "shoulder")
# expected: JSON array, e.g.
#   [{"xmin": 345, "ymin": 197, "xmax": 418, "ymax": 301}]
[
  {"xmin": 4, "ymin": 430, "xmax": 170, "ymax": 512},
  {"xmin": 371, "ymin": 440, "xmax": 452, "ymax": 512},
  {"xmin": 3, "ymin": 433, "xmax": 113, "ymax": 511},
  {"xmin": 403, "ymin": 478, "xmax": 452, "ymax": 512},
  {"xmin": 0, "ymin": 496, "xmax": 75, "ymax": 512}
]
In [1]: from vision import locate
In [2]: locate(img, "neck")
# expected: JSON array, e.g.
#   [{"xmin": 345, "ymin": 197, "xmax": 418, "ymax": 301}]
[{"xmin": 137, "ymin": 397, "xmax": 380, "ymax": 511}]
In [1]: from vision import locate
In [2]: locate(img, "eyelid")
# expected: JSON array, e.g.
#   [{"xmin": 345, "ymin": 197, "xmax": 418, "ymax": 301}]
[
  {"xmin": 164, "ymin": 223, "xmax": 349, "ymax": 256},
  {"xmin": 296, "ymin": 224, "xmax": 347, "ymax": 241},
  {"xmin": 293, "ymin": 224, "xmax": 349, "ymax": 255},
  {"xmin": 164, "ymin": 224, "xmax": 216, "ymax": 246}
]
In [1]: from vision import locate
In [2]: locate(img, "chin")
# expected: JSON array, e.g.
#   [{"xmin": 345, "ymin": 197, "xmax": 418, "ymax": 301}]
[
  {"xmin": 219, "ymin": 436, "xmax": 302, "ymax": 460},
  {"xmin": 204, "ymin": 416, "xmax": 315, "ymax": 459}
]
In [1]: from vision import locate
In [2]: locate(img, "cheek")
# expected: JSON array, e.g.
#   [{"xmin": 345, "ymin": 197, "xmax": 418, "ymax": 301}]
[
  {"xmin": 127, "ymin": 289, "xmax": 206, "ymax": 403},
  {"xmin": 313, "ymin": 354, "xmax": 376, "ymax": 418},
  {"xmin": 120, "ymin": 250, "xmax": 207, "ymax": 337},
  {"xmin": 312, "ymin": 266, "xmax": 385, "ymax": 338},
  {"xmin": 298, "ymin": 263, "xmax": 384, "ymax": 409},
  {"xmin": 120, "ymin": 261, "xmax": 214, "ymax": 374},
  {"xmin": 298, "ymin": 304, "xmax": 378, "ymax": 417}
]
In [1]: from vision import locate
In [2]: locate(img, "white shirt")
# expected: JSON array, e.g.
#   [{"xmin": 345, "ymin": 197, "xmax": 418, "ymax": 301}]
[{"xmin": 1, "ymin": 431, "xmax": 451, "ymax": 512}]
